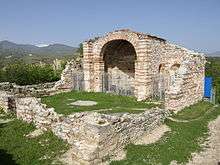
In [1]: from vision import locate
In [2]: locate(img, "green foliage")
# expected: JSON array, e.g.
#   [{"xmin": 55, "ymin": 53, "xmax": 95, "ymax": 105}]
[
  {"xmin": 111, "ymin": 102, "xmax": 219, "ymax": 165},
  {"xmin": 76, "ymin": 43, "xmax": 83, "ymax": 55},
  {"xmin": 0, "ymin": 111, "xmax": 69, "ymax": 165},
  {"xmin": 41, "ymin": 91, "xmax": 156, "ymax": 115},
  {"xmin": 205, "ymin": 57, "xmax": 220, "ymax": 103},
  {"xmin": 0, "ymin": 62, "xmax": 60, "ymax": 85},
  {"xmin": 0, "ymin": 69, "xmax": 6, "ymax": 82}
]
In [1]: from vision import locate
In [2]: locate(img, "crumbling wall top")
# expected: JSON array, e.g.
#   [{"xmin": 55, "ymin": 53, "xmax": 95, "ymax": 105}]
[
  {"xmin": 83, "ymin": 29, "xmax": 167, "ymax": 44},
  {"xmin": 83, "ymin": 29, "xmax": 205, "ymax": 60}
]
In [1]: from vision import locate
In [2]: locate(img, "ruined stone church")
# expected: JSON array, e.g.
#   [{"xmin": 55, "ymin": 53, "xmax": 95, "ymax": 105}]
[{"xmin": 56, "ymin": 29, "xmax": 206, "ymax": 111}]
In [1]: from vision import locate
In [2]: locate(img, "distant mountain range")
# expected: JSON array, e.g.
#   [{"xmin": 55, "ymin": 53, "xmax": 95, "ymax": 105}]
[
  {"xmin": 206, "ymin": 51, "xmax": 220, "ymax": 57},
  {"xmin": 0, "ymin": 40, "xmax": 77, "ymax": 57},
  {"xmin": 1, "ymin": 40, "xmax": 219, "ymax": 58}
]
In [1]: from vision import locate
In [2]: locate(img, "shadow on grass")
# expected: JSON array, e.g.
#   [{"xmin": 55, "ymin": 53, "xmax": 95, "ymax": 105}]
[
  {"xmin": 0, "ymin": 123, "xmax": 6, "ymax": 128},
  {"xmin": 0, "ymin": 149, "xmax": 18, "ymax": 165},
  {"xmin": 0, "ymin": 123, "xmax": 17, "ymax": 165}
]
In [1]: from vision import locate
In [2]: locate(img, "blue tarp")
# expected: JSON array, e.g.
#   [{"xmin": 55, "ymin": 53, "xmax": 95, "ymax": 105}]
[{"xmin": 204, "ymin": 77, "xmax": 212, "ymax": 98}]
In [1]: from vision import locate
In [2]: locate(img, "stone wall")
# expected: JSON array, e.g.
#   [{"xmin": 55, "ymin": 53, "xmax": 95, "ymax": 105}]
[
  {"xmin": 147, "ymin": 40, "xmax": 206, "ymax": 111},
  {"xmin": 54, "ymin": 58, "xmax": 82, "ymax": 90},
  {"xmin": 16, "ymin": 97, "xmax": 59, "ymax": 130},
  {"xmin": 0, "ymin": 82, "xmax": 56, "ymax": 97},
  {"xmin": 0, "ymin": 91, "xmax": 15, "ymax": 113},
  {"xmin": 1, "ymin": 94, "xmax": 168, "ymax": 164}
]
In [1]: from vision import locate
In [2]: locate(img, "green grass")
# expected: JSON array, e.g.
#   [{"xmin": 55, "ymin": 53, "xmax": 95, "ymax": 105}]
[
  {"xmin": 41, "ymin": 91, "xmax": 156, "ymax": 115},
  {"xmin": 173, "ymin": 101, "xmax": 213, "ymax": 120},
  {"xmin": 111, "ymin": 102, "xmax": 220, "ymax": 165},
  {"xmin": 0, "ymin": 110, "xmax": 69, "ymax": 165}
]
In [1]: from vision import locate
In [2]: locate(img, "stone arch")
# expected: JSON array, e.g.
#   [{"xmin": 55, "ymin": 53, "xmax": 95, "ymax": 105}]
[
  {"xmin": 93, "ymin": 31, "xmax": 140, "ymax": 59},
  {"xmin": 83, "ymin": 30, "xmax": 153, "ymax": 100},
  {"xmin": 170, "ymin": 63, "xmax": 181, "ymax": 73},
  {"xmin": 90, "ymin": 31, "xmax": 142, "ymax": 93},
  {"xmin": 100, "ymin": 39, "xmax": 137, "ymax": 92},
  {"xmin": 101, "ymin": 39, "xmax": 137, "ymax": 75},
  {"xmin": 169, "ymin": 63, "xmax": 182, "ymax": 89}
]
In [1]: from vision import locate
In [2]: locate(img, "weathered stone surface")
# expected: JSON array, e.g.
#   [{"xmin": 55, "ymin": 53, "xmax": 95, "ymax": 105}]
[
  {"xmin": 0, "ymin": 90, "xmax": 16, "ymax": 113},
  {"xmin": 0, "ymin": 82, "xmax": 57, "ymax": 97},
  {"xmin": 54, "ymin": 59, "xmax": 82, "ymax": 90}
]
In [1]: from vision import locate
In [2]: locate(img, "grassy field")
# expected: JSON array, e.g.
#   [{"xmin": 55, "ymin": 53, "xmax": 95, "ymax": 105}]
[
  {"xmin": 111, "ymin": 101, "xmax": 219, "ymax": 165},
  {"xmin": 41, "ymin": 91, "xmax": 156, "ymax": 115},
  {"xmin": 0, "ymin": 109, "xmax": 69, "ymax": 165}
]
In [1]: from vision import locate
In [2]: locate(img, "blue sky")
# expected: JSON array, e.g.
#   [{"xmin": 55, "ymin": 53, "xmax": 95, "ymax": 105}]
[{"xmin": 0, "ymin": 0, "xmax": 219, "ymax": 53}]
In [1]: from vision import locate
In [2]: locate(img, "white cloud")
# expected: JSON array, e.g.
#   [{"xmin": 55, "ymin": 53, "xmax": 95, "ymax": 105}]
[{"xmin": 35, "ymin": 44, "xmax": 49, "ymax": 47}]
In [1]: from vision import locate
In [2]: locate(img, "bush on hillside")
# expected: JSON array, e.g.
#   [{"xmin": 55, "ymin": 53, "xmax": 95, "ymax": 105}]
[
  {"xmin": 0, "ymin": 62, "xmax": 60, "ymax": 85},
  {"xmin": 205, "ymin": 57, "xmax": 220, "ymax": 103}
]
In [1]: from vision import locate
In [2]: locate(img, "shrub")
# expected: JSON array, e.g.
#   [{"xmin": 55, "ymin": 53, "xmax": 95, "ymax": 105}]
[
  {"xmin": 205, "ymin": 57, "xmax": 220, "ymax": 104},
  {"xmin": 0, "ymin": 62, "xmax": 60, "ymax": 85}
]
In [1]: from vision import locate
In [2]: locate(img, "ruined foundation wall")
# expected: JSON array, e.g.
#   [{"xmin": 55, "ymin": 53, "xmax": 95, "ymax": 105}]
[
  {"xmin": 0, "ymin": 94, "xmax": 168, "ymax": 164},
  {"xmin": 95, "ymin": 109, "xmax": 168, "ymax": 161},
  {"xmin": 0, "ymin": 82, "xmax": 56, "ymax": 97}
]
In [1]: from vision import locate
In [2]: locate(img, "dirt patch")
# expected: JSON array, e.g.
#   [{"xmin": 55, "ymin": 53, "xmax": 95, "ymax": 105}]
[
  {"xmin": 69, "ymin": 100, "xmax": 97, "ymax": 106},
  {"xmin": 25, "ymin": 129, "xmax": 44, "ymax": 138},
  {"xmin": 135, "ymin": 124, "xmax": 171, "ymax": 145},
  {"xmin": 171, "ymin": 115, "xmax": 220, "ymax": 165},
  {"xmin": 185, "ymin": 115, "xmax": 220, "ymax": 165}
]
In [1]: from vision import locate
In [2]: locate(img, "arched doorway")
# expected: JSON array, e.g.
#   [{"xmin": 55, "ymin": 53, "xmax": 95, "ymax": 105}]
[{"xmin": 100, "ymin": 39, "xmax": 137, "ymax": 95}]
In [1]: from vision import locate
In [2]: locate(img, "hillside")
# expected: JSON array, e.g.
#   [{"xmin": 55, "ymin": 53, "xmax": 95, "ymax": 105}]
[
  {"xmin": 207, "ymin": 51, "xmax": 220, "ymax": 57},
  {"xmin": 0, "ymin": 40, "xmax": 77, "ymax": 57},
  {"xmin": 0, "ymin": 40, "xmax": 79, "ymax": 68}
]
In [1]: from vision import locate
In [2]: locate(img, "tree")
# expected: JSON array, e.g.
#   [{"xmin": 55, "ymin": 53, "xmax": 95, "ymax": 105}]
[{"xmin": 77, "ymin": 43, "xmax": 83, "ymax": 55}]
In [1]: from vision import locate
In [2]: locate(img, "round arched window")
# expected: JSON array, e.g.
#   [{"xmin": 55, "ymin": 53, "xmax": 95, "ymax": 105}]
[{"xmin": 170, "ymin": 64, "xmax": 180, "ymax": 73}]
